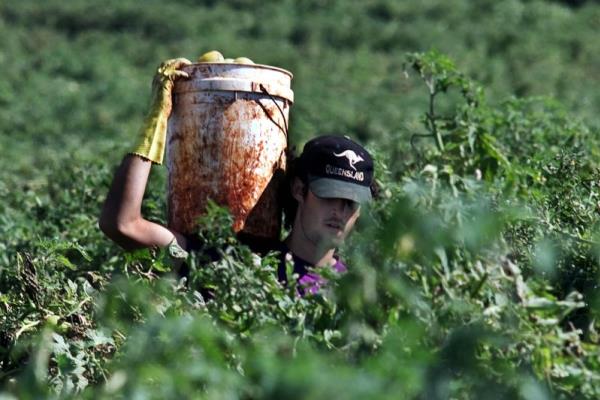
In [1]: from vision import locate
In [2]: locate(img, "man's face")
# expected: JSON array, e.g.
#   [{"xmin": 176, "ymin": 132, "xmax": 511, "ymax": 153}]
[{"xmin": 294, "ymin": 181, "xmax": 361, "ymax": 249}]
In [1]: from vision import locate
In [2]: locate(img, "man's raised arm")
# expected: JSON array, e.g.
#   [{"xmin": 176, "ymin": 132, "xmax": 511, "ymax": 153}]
[{"xmin": 99, "ymin": 58, "xmax": 191, "ymax": 251}]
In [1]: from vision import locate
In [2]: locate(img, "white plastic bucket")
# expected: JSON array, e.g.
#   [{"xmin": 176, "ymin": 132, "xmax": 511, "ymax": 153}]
[{"xmin": 166, "ymin": 62, "xmax": 293, "ymax": 240}]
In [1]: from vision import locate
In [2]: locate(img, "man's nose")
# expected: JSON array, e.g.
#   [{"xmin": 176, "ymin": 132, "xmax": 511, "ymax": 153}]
[{"xmin": 331, "ymin": 199, "xmax": 348, "ymax": 216}]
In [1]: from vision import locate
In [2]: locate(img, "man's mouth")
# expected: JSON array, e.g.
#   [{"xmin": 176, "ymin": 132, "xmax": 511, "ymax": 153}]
[{"xmin": 324, "ymin": 220, "xmax": 343, "ymax": 230}]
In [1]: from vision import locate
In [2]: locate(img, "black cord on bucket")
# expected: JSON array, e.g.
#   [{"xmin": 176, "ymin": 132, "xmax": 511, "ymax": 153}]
[{"xmin": 259, "ymin": 83, "xmax": 289, "ymax": 139}]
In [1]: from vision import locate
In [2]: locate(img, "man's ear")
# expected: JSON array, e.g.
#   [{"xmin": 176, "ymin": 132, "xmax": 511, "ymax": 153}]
[{"xmin": 291, "ymin": 177, "xmax": 306, "ymax": 203}]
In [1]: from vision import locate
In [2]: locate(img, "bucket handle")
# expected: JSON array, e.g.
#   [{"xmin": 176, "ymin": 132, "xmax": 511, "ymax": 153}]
[{"xmin": 259, "ymin": 84, "xmax": 289, "ymax": 139}]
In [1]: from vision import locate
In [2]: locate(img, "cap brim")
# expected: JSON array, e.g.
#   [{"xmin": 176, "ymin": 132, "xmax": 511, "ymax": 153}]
[{"xmin": 309, "ymin": 177, "xmax": 372, "ymax": 204}]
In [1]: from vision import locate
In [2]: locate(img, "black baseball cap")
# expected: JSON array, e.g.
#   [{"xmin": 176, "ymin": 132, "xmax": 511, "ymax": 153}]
[{"xmin": 298, "ymin": 135, "xmax": 374, "ymax": 204}]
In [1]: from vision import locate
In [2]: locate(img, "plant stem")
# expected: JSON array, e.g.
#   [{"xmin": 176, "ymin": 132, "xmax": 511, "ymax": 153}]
[
  {"xmin": 15, "ymin": 320, "xmax": 41, "ymax": 340},
  {"xmin": 426, "ymin": 80, "xmax": 444, "ymax": 152}
]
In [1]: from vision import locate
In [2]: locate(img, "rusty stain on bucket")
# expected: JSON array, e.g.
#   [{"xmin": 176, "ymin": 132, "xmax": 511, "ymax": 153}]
[{"xmin": 166, "ymin": 63, "xmax": 293, "ymax": 240}]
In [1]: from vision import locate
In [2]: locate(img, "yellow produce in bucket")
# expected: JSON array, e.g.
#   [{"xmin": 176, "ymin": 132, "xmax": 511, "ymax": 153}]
[{"xmin": 197, "ymin": 50, "xmax": 224, "ymax": 62}]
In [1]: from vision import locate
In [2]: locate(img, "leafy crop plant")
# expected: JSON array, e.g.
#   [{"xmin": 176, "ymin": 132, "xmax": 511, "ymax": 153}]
[{"xmin": 1, "ymin": 50, "xmax": 599, "ymax": 399}]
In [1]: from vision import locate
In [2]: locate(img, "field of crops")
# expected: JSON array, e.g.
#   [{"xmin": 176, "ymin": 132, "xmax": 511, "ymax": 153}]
[{"xmin": 1, "ymin": 0, "xmax": 599, "ymax": 398}]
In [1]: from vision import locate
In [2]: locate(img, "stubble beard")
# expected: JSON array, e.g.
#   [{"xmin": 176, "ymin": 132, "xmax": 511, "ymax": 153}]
[{"xmin": 298, "ymin": 207, "xmax": 344, "ymax": 252}]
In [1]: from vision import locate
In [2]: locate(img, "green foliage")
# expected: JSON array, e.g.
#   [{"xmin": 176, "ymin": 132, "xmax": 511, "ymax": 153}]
[
  {"xmin": 187, "ymin": 202, "xmax": 341, "ymax": 343},
  {"xmin": 1, "ymin": 1, "xmax": 600, "ymax": 399},
  {"xmin": 1, "ymin": 0, "xmax": 599, "ymax": 172}
]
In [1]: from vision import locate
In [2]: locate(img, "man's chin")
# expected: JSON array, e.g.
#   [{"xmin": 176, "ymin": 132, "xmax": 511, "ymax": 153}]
[{"xmin": 322, "ymin": 233, "xmax": 345, "ymax": 248}]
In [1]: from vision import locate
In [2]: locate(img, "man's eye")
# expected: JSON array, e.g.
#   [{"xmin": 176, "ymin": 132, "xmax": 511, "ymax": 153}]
[{"xmin": 345, "ymin": 200, "xmax": 359, "ymax": 210}]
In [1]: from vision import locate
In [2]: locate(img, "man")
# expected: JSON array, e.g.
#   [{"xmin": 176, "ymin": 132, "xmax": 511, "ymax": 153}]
[{"xmin": 99, "ymin": 58, "xmax": 374, "ymax": 291}]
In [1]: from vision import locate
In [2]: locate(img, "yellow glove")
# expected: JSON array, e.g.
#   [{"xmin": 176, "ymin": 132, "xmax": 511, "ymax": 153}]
[{"xmin": 130, "ymin": 58, "xmax": 192, "ymax": 164}]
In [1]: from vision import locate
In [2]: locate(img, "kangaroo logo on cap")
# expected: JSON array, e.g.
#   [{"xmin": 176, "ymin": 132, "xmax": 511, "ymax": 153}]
[{"xmin": 334, "ymin": 150, "xmax": 364, "ymax": 171}]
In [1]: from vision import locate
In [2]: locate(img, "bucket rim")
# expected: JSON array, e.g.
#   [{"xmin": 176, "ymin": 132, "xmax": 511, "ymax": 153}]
[{"xmin": 184, "ymin": 62, "xmax": 293, "ymax": 79}]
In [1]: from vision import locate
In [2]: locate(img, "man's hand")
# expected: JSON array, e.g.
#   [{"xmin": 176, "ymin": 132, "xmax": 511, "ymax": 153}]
[{"xmin": 130, "ymin": 57, "xmax": 192, "ymax": 165}]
